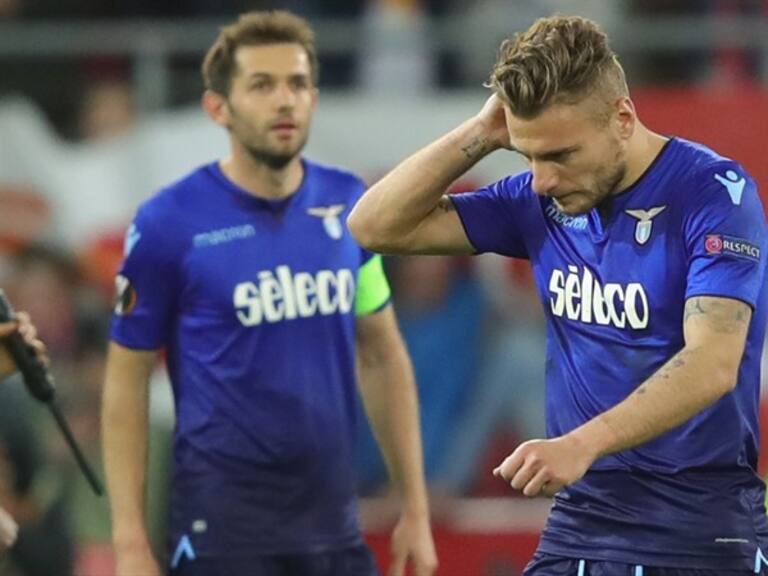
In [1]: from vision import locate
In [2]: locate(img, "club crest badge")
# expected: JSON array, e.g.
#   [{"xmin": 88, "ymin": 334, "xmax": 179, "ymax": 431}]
[
  {"xmin": 307, "ymin": 204, "xmax": 346, "ymax": 240},
  {"xmin": 625, "ymin": 205, "xmax": 667, "ymax": 245}
]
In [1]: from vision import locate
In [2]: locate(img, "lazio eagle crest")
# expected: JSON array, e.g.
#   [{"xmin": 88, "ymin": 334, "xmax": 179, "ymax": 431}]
[{"xmin": 624, "ymin": 205, "xmax": 667, "ymax": 245}]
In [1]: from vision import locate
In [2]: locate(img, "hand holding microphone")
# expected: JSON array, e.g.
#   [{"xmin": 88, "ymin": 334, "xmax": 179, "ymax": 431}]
[
  {"xmin": 0, "ymin": 310, "xmax": 49, "ymax": 382},
  {"xmin": 0, "ymin": 289, "xmax": 104, "ymax": 495}
]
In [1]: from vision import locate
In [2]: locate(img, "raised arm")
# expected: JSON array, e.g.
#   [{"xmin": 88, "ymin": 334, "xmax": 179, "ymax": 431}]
[
  {"xmin": 495, "ymin": 295, "xmax": 751, "ymax": 496},
  {"xmin": 347, "ymin": 95, "xmax": 510, "ymax": 255},
  {"xmin": 102, "ymin": 342, "xmax": 163, "ymax": 576}
]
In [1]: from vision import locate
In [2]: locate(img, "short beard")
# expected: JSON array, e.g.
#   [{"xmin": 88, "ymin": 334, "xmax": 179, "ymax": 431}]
[
  {"xmin": 600, "ymin": 161, "xmax": 627, "ymax": 198},
  {"xmin": 242, "ymin": 143, "xmax": 296, "ymax": 170},
  {"xmin": 595, "ymin": 161, "xmax": 627, "ymax": 215}
]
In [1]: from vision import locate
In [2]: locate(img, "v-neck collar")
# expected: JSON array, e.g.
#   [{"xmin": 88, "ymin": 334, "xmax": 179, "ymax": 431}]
[
  {"xmin": 208, "ymin": 159, "xmax": 310, "ymax": 214},
  {"xmin": 586, "ymin": 137, "xmax": 676, "ymax": 243}
]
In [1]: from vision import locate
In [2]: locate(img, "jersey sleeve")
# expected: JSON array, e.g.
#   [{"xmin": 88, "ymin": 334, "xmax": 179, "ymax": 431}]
[
  {"xmin": 684, "ymin": 161, "xmax": 767, "ymax": 308},
  {"xmin": 110, "ymin": 202, "xmax": 183, "ymax": 349},
  {"xmin": 449, "ymin": 174, "xmax": 530, "ymax": 258}
]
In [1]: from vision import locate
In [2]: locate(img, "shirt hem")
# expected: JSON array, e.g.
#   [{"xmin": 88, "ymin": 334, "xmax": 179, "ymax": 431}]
[{"xmin": 538, "ymin": 540, "xmax": 757, "ymax": 570}]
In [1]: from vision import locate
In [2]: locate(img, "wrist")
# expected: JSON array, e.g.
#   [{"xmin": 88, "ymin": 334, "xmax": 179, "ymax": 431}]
[
  {"xmin": 455, "ymin": 118, "xmax": 500, "ymax": 161},
  {"xmin": 565, "ymin": 418, "xmax": 613, "ymax": 464},
  {"xmin": 401, "ymin": 496, "xmax": 430, "ymax": 520},
  {"xmin": 112, "ymin": 529, "xmax": 152, "ymax": 552}
]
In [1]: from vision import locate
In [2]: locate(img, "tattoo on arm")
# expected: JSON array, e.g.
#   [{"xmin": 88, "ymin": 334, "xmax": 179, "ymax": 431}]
[
  {"xmin": 683, "ymin": 297, "xmax": 750, "ymax": 334},
  {"xmin": 461, "ymin": 136, "xmax": 490, "ymax": 160},
  {"xmin": 652, "ymin": 349, "xmax": 694, "ymax": 381}
]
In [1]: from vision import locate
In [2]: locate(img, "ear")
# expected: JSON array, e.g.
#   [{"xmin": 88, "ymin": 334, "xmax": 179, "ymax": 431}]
[
  {"xmin": 615, "ymin": 97, "xmax": 636, "ymax": 140},
  {"xmin": 202, "ymin": 90, "xmax": 230, "ymax": 128}
]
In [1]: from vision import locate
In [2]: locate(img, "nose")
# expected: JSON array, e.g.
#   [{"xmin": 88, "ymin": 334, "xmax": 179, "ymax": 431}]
[
  {"xmin": 530, "ymin": 161, "xmax": 559, "ymax": 196},
  {"xmin": 274, "ymin": 82, "xmax": 296, "ymax": 109}
]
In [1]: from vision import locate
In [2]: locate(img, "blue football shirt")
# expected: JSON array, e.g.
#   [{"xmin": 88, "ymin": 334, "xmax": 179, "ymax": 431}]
[
  {"xmin": 110, "ymin": 159, "xmax": 390, "ymax": 558},
  {"xmin": 452, "ymin": 138, "xmax": 768, "ymax": 570}
]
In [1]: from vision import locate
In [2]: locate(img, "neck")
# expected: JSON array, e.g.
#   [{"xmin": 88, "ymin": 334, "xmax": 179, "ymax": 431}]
[
  {"xmin": 220, "ymin": 142, "xmax": 304, "ymax": 201},
  {"xmin": 617, "ymin": 123, "xmax": 668, "ymax": 193}
]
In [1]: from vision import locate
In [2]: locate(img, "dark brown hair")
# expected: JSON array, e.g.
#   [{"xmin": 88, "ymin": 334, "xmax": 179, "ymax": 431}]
[
  {"xmin": 488, "ymin": 15, "xmax": 628, "ymax": 119},
  {"xmin": 202, "ymin": 10, "xmax": 318, "ymax": 96}
]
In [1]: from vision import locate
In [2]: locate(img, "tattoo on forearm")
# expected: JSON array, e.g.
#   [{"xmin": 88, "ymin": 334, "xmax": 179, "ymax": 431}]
[
  {"xmin": 683, "ymin": 297, "xmax": 750, "ymax": 334},
  {"xmin": 461, "ymin": 136, "xmax": 490, "ymax": 160},
  {"xmin": 651, "ymin": 349, "xmax": 695, "ymax": 382}
]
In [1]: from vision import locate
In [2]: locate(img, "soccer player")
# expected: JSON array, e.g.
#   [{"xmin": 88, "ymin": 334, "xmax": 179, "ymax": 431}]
[
  {"xmin": 348, "ymin": 14, "xmax": 768, "ymax": 575},
  {"xmin": 101, "ymin": 11, "xmax": 436, "ymax": 576}
]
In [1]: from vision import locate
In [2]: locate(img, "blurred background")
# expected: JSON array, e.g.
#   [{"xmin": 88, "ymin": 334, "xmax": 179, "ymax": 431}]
[{"xmin": 0, "ymin": 0, "xmax": 767, "ymax": 575}]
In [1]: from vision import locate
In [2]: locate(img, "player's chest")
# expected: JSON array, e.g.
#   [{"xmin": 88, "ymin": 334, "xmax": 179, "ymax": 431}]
[
  {"xmin": 180, "ymin": 209, "xmax": 361, "ymax": 309},
  {"xmin": 535, "ymin": 203, "xmax": 686, "ymax": 330}
]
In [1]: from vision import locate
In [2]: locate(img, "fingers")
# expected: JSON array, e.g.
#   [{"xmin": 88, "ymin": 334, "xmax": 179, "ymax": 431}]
[
  {"xmin": 414, "ymin": 558, "xmax": 438, "ymax": 576},
  {"xmin": 0, "ymin": 321, "xmax": 18, "ymax": 338},
  {"xmin": 522, "ymin": 467, "xmax": 551, "ymax": 497},
  {"xmin": 6, "ymin": 312, "xmax": 49, "ymax": 367},
  {"xmin": 0, "ymin": 507, "xmax": 18, "ymax": 550},
  {"xmin": 387, "ymin": 552, "xmax": 407, "ymax": 576},
  {"xmin": 492, "ymin": 448, "xmax": 524, "ymax": 481},
  {"xmin": 541, "ymin": 479, "xmax": 564, "ymax": 498},
  {"xmin": 494, "ymin": 443, "xmax": 561, "ymax": 498}
]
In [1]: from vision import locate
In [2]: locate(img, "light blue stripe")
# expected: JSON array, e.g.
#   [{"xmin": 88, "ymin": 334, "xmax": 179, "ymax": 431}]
[
  {"xmin": 170, "ymin": 535, "xmax": 196, "ymax": 569},
  {"xmin": 635, "ymin": 566, "xmax": 644, "ymax": 576},
  {"xmin": 577, "ymin": 559, "xmax": 585, "ymax": 576},
  {"xmin": 756, "ymin": 546, "xmax": 768, "ymax": 573}
]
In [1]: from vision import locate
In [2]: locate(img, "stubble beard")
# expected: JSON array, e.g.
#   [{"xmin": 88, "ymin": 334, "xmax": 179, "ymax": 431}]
[{"xmin": 242, "ymin": 139, "xmax": 304, "ymax": 170}]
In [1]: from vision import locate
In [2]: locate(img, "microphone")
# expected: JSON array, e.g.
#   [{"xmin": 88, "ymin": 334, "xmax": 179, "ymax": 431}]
[
  {"xmin": 0, "ymin": 291, "xmax": 55, "ymax": 403},
  {"xmin": 0, "ymin": 289, "xmax": 104, "ymax": 496}
]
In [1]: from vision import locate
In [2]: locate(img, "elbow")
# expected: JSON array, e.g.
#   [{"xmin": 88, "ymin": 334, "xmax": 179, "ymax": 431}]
[
  {"xmin": 347, "ymin": 206, "xmax": 397, "ymax": 253},
  {"xmin": 346, "ymin": 207, "xmax": 375, "ymax": 249},
  {"xmin": 712, "ymin": 357, "xmax": 741, "ymax": 395}
]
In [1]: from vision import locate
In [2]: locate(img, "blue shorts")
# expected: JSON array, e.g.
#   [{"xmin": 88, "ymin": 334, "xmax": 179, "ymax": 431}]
[
  {"xmin": 523, "ymin": 553, "xmax": 762, "ymax": 576},
  {"xmin": 168, "ymin": 544, "xmax": 378, "ymax": 576}
]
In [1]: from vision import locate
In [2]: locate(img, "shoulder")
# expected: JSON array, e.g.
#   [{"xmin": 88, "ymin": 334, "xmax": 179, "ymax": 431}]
[
  {"xmin": 670, "ymin": 138, "xmax": 760, "ymax": 212},
  {"xmin": 672, "ymin": 138, "xmax": 756, "ymax": 194},
  {"xmin": 303, "ymin": 159, "xmax": 366, "ymax": 200},
  {"xmin": 137, "ymin": 163, "xmax": 213, "ymax": 225},
  {"xmin": 131, "ymin": 164, "xmax": 214, "ymax": 256}
]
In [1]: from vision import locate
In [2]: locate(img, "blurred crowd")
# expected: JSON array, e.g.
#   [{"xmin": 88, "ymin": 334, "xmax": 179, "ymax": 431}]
[
  {"xmin": 0, "ymin": 1, "xmax": 767, "ymax": 575},
  {"xmin": 0, "ymin": 0, "xmax": 766, "ymax": 140}
]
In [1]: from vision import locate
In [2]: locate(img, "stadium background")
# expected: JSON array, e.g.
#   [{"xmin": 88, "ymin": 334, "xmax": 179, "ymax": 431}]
[{"xmin": 0, "ymin": 1, "xmax": 767, "ymax": 575}]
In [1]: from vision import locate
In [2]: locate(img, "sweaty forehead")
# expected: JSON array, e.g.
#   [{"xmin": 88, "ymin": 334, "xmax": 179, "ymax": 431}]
[{"xmin": 233, "ymin": 43, "xmax": 311, "ymax": 78}]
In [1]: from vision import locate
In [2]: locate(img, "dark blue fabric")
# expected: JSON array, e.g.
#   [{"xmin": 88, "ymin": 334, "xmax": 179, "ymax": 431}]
[
  {"xmin": 452, "ymin": 137, "xmax": 768, "ymax": 569},
  {"xmin": 112, "ymin": 159, "xmax": 374, "ymax": 556},
  {"xmin": 524, "ymin": 552, "xmax": 763, "ymax": 575},
  {"xmin": 169, "ymin": 545, "xmax": 378, "ymax": 576}
]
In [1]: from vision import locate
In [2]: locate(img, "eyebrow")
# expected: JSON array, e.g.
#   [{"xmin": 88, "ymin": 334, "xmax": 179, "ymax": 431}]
[
  {"xmin": 245, "ymin": 72, "xmax": 310, "ymax": 80},
  {"xmin": 513, "ymin": 145, "xmax": 580, "ymax": 162}
]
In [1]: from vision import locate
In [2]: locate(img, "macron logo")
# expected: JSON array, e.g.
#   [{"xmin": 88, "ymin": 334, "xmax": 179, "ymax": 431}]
[{"xmin": 714, "ymin": 170, "xmax": 746, "ymax": 205}]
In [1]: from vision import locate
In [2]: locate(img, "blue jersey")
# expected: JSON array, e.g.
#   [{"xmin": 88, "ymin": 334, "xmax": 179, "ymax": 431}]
[
  {"xmin": 452, "ymin": 138, "xmax": 768, "ymax": 570},
  {"xmin": 110, "ymin": 160, "xmax": 390, "ymax": 558}
]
